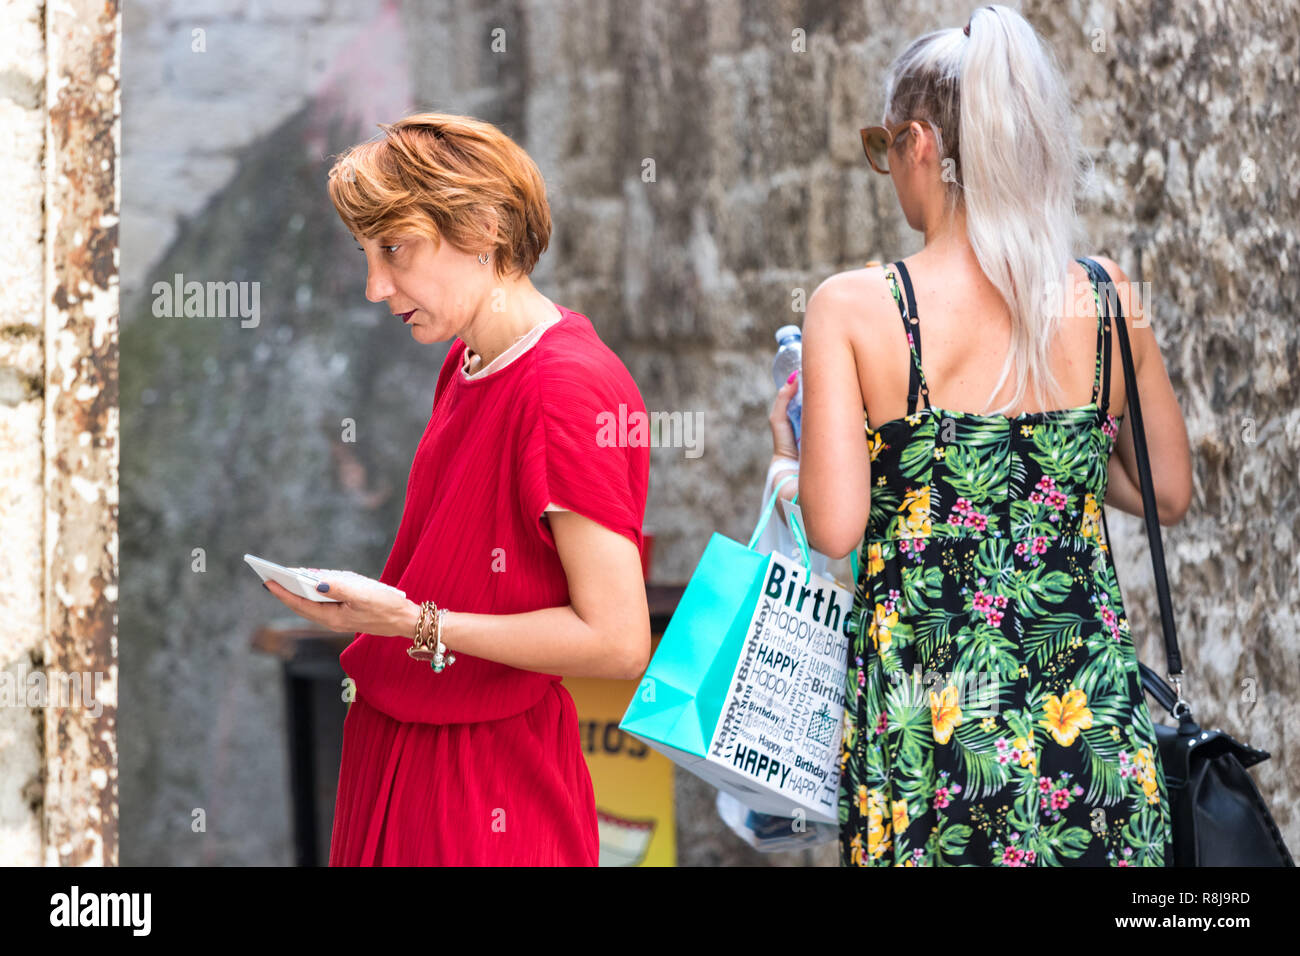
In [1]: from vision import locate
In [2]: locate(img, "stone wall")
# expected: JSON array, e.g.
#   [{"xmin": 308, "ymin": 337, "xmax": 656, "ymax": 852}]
[{"xmin": 108, "ymin": 0, "xmax": 1299, "ymax": 866}]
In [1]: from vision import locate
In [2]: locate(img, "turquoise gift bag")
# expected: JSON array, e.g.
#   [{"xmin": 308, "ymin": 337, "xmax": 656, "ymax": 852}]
[{"xmin": 620, "ymin": 476, "xmax": 854, "ymax": 823}]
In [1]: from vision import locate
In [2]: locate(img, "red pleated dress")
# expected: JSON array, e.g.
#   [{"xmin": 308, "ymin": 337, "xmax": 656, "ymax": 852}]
[{"xmin": 328, "ymin": 303, "xmax": 649, "ymax": 866}]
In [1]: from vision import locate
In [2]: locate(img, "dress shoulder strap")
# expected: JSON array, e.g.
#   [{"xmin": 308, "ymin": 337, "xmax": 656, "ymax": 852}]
[
  {"xmin": 886, "ymin": 261, "xmax": 931, "ymax": 415},
  {"xmin": 1075, "ymin": 257, "xmax": 1113, "ymax": 416}
]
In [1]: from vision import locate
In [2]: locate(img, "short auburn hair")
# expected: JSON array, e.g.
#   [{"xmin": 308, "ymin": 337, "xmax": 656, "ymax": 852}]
[{"xmin": 327, "ymin": 112, "xmax": 552, "ymax": 279}]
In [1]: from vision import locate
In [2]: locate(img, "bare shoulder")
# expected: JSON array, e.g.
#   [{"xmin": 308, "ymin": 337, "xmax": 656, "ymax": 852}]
[
  {"xmin": 1088, "ymin": 254, "xmax": 1130, "ymax": 293},
  {"xmin": 806, "ymin": 265, "xmax": 895, "ymax": 342},
  {"xmin": 1087, "ymin": 254, "xmax": 1148, "ymax": 320},
  {"xmin": 1088, "ymin": 254, "xmax": 1150, "ymax": 369}
]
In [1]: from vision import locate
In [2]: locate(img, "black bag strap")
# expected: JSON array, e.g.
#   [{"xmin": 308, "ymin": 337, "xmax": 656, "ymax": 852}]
[{"xmin": 1076, "ymin": 257, "xmax": 1184, "ymax": 681}]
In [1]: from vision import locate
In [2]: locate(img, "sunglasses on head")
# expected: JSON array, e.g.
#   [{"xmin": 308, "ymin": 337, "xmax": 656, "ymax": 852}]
[{"xmin": 859, "ymin": 118, "xmax": 943, "ymax": 174}]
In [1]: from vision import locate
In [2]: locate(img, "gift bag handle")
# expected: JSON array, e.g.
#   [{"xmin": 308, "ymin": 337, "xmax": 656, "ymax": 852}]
[
  {"xmin": 748, "ymin": 473, "xmax": 863, "ymax": 583},
  {"xmin": 747, "ymin": 473, "xmax": 813, "ymax": 568},
  {"xmin": 786, "ymin": 504, "xmax": 861, "ymax": 580}
]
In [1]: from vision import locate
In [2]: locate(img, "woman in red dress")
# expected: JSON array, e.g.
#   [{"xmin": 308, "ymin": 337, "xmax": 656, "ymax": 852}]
[{"xmin": 264, "ymin": 113, "xmax": 651, "ymax": 866}]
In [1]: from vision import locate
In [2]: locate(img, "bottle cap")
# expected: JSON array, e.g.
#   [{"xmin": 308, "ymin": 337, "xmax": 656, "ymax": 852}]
[{"xmin": 774, "ymin": 324, "xmax": 802, "ymax": 345}]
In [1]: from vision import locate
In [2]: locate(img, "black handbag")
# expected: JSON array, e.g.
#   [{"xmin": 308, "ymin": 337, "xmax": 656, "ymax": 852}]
[{"xmin": 1080, "ymin": 256, "xmax": 1294, "ymax": 867}]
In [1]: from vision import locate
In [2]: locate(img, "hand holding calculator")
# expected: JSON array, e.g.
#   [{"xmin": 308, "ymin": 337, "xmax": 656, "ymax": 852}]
[{"xmin": 243, "ymin": 554, "xmax": 406, "ymax": 604}]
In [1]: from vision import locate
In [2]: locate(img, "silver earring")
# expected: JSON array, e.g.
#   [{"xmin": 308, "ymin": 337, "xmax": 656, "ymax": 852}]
[{"xmin": 478, "ymin": 253, "xmax": 490, "ymax": 264}]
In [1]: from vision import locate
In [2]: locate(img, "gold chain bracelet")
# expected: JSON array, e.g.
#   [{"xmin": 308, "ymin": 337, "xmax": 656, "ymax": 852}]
[{"xmin": 406, "ymin": 599, "xmax": 457, "ymax": 672}]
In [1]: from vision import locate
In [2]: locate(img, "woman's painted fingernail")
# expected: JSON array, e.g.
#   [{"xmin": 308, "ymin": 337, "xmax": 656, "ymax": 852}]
[
  {"xmin": 786, "ymin": 370, "xmax": 798, "ymax": 385},
  {"xmin": 317, "ymin": 583, "xmax": 329, "ymax": 593}
]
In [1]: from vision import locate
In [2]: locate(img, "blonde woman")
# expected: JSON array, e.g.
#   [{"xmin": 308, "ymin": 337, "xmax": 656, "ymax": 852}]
[
  {"xmin": 264, "ymin": 113, "xmax": 651, "ymax": 865},
  {"xmin": 772, "ymin": 6, "xmax": 1192, "ymax": 865}
]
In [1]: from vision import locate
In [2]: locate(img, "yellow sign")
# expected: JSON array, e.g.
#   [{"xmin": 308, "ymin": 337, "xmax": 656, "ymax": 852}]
[{"xmin": 562, "ymin": 645, "xmax": 675, "ymax": 867}]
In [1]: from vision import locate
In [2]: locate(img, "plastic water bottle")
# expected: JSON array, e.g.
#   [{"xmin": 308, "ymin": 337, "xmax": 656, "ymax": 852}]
[{"xmin": 772, "ymin": 325, "xmax": 803, "ymax": 448}]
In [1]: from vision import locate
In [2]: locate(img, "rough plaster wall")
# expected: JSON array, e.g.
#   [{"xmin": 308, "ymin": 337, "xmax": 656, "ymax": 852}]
[
  {"xmin": 120, "ymin": 0, "xmax": 388, "ymax": 303},
  {"xmin": 118, "ymin": 0, "xmax": 1298, "ymax": 866}
]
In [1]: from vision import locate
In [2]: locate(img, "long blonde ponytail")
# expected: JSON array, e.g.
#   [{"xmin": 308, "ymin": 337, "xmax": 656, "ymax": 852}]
[{"xmin": 881, "ymin": 4, "xmax": 1092, "ymax": 414}]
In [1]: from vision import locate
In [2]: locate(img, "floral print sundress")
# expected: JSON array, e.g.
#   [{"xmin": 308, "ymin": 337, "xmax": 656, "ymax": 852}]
[{"xmin": 838, "ymin": 258, "xmax": 1173, "ymax": 867}]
